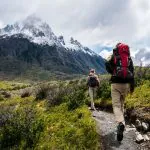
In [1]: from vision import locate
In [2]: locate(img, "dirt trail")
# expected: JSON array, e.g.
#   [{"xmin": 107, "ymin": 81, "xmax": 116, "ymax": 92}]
[{"xmin": 92, "ymin": 110, "xmax": 149, "ymax": 150}]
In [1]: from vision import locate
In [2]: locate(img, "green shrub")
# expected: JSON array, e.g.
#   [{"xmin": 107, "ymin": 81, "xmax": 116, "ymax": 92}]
[
  {"xmin": 0, "ymin": 94, "xmax": 4, "ymax": 101},
  {"xmin": 35, "ymin": 84, "xmax": 51, "ymax": 100},
  {"xmin": 46, "ymin": 86, "xmax": 69, "ymax": 107},
  {"xmin": 67, "ymin": 88, "xmax": 86, "ymax": 111},
  {"xmin": 126, "ymin": 80, "xmax": 150, "ymax": 108},
  {"xmin": 97, "ymin": 80, "xmax": 111, "ymax": 100},
  {"xmin": 1, "ymin": 91, "xmax": 11, "ymax": 98},
  {"xmin": 21, "ymin": 89, "xmax": 32, "ymax": 98},
  {"xmin": 36, "ymin": 104, "xmax": 99, "ymax": 150},
  {"xmin": 0, "ymin": 100, "xmax": 44, "ymax": 149}
]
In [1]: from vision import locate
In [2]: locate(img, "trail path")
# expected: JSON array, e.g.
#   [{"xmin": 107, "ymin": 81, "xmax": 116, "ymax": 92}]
[{"xmin": 92, "ymin": 110, "xmax": 150, "ymax": 150}]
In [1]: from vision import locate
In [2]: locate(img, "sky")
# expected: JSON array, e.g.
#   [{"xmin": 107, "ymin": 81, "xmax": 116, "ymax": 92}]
[{"xmin": 0, "ymin": 0, "xmax": 150, "ymax": 55}]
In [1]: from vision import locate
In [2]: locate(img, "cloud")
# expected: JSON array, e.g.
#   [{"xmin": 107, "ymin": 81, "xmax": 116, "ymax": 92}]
[
  {"xmin": 0, "ymin": 20, "xmax": 4, "ymax": 28},
  {"xmin": 0, "ymin": 0, "xmax": 150, "ymax": 53},
  {"xmin": 0, "ymin": 0, "xmax": 40, "ymax": 25},
  {"xmin": 36, "ymin": 0, "xmax": 137, "ymax": 45},
  {"xmin": 99, "ymin": 49, "xmax": 112, "ymax": 59}
]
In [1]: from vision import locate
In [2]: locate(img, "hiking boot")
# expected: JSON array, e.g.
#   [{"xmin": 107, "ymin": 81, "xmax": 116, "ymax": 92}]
[
  {"xmin": 89, "ymin": 107, "xmax": 96, "ymax": 111},
  {"xmin": 117, "ymin": 122, "xmax": 125, "ymax": 141}
]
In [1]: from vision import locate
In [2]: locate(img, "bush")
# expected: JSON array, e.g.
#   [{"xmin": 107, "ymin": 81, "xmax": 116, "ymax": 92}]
[
  {"xmin": 67, "ymin": 87, "xmax": 86, "ymax": 111},
  {"xmin": 126, "ymin": 80, "xmax": 150, "ymax": 108},
  {"xmin": 0, "ymin": 101, "xmax": 44, "ymax": 149},
  {"xmin": 0, "ymin": 95, "xmax": 4, "ymax": 101},
  {"xmin": 1, "ymin": 91, "xmax": 11, "ymax": 98},
  {"xmin": 46, "ymin": 86, "xmax": 69, "ymax": 107},
  {"xmin": 36, "ymin": 104, "xmax": 99, "ymax": 149},
  {"xmin": 21, "ymin": 89, "xmax": 32, "ymax": 98},
  {"xmin": 35, "ymin": 84, "xmax": 51, "ymax": 100},
  {"xmin": 97, "ymin": 79, "xmax": 111, "ymax": 100}
]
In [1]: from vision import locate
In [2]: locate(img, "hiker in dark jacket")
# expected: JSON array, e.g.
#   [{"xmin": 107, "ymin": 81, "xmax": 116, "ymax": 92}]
[
  {"xmin": 87, "ymin": 69, "xmax": 100, "ymax": 110},
  {"xmin": 105, "ymin": 43, "xmax": 135, "ymax": 142}
]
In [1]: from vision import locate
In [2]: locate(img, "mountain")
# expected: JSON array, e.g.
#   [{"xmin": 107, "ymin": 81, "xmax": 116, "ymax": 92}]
[
  {"xmin": 0, "ymin": 16, "xmax": 105, "ymax": 79},
  {"xmin": 132, "ymin": 48, "xmax": 150, "ymax": 66}
]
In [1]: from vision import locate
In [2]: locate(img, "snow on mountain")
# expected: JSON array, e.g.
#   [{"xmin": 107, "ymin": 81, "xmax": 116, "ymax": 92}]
[
  {"xmin": 0, "ymin": 16, "xmax": 60, "ymax": 46},
  {"xmin": 99, "ymin": 49, "xmax": 112, "ymax": 59},
  {"xmin": 0, "ymin": 15, "xmax": 97, "ymax": 56}
]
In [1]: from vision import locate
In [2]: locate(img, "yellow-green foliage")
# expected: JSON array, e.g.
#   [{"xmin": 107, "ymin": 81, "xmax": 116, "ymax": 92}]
[
  {"xmin": 126, "ymin": 80, "xmax": 150, "ymax": 108},
  {"xmin": 37, "ymin": 104, "xmax": 99, "ymax": 150},
  {"xmin": 0, "ymin": 96, "xmax": 99, "ymax": 149},
  {"xmin": 0, "ymin": 81, "xmax": 13, "ymax": 90},
  {"xmin": 0, "ymin": 81, "xmax": 30, "ymax": 91},
  {"xmin": 94, "ymin": 98, "xmax": 112, "ymax": 109}
]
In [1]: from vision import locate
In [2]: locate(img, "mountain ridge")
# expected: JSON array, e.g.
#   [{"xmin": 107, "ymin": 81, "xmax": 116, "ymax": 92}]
[
  {"xmin": 0, "ymin": 15, "xmax": 98, "ymax": 56},
  {"xmin": 0, "ymin": 16, "xmax": 106, "ymax": 80}
]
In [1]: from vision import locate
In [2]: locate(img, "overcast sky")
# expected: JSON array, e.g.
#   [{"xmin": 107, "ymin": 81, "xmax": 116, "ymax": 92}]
[{"xmin": 0, "ymin": 0, "xmax": 150, "ymax": 53}]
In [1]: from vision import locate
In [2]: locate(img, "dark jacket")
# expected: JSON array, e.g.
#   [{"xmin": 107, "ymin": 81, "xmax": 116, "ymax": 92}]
[{"xmin": 105, "ymin": 52, "xmax": 135, "ymax": 91}]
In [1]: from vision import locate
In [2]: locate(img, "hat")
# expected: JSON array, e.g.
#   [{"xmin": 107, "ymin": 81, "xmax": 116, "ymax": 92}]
[{"xmin": 90, "ymin": 69, "xmax": 95, "ymax": 73}]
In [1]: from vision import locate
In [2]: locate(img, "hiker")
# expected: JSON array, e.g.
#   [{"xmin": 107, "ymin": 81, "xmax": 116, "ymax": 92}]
[
  {"xmin": 105, "ymin": 43, "xmax": 135, "ymax": 142},
  {"xmin": 87, "ymin": 69, "xmax": 100, "ymax": 110}
]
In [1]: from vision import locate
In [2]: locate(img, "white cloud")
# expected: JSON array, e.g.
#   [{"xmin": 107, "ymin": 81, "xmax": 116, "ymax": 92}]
[
  {"xmin": 99, "ymin": 49, "xmax": 112, "ymax": 59},
  {"xmin": 0, "ymin": 0, "xmax": 150, "ymax": 54},
  {"xmin": 0, "ymin": 21, "xmax": 4, "ymax": 28}
]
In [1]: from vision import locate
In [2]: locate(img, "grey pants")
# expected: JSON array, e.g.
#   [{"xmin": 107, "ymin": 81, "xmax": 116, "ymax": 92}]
[{"xmin": 89, "ymin": 87, "xmax": 97, "ymax": 109}]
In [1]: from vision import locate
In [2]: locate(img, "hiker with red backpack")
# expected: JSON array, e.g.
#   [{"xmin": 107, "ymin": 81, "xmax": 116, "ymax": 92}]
[
  {"xmin": 105, "ymin": 43, "xmax": 135, "ymax": 142},
  {"xmin": 87, "ymin": 69, "xmax": 100, "ymax": 110}
]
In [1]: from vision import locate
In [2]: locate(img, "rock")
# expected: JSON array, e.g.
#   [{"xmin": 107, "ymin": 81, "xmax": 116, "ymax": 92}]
[
  {"xmin": 135, "ymin": 132, "xmax": 144, "ymax": 144},
  {"xmin": 143, "ymin": 134, "xmax": 150, "ymax": 141},
  {"xmin": 135, "ymin": 119, "xmax": 142, "ymax": 130},
  {"xmin": 92, "ymin": 111, "xmax": 98, "ymax": 117},
  {"xmin": 125, "ymin": 127, "xmax": 136, "ymax": 132},
  {"xmin": 131, "ymin": 124, "xmax": 136, "ymax": 128},
  {"xmin": 142, "ymin": 122, "xmax": 149, "ymax": 132}
]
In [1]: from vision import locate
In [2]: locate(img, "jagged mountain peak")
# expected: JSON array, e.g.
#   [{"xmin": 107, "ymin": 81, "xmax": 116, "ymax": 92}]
[
  {"xmin": 0, "ymin": 15, "xmax": 97, "ymax": 56},
  {"xmin": 21, "ymin": 15, "xmax": 53, "ymax": 36},
  {"xmin": 0, "ymin": 15, "xmax": 57, "ymax": 45}
]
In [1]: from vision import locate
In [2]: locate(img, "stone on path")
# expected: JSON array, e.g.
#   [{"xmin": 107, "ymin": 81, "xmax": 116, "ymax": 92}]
[
  {"xmin": 135, "ymin": 132, "xmax": 144, "ymax": 144},
  {"xmin": 142, "ymin": 122, "xmax": 149, "ymax": 132},
  {"xmin": 143, "ymin": 134, "xmax": 150, "ymax": 141}
]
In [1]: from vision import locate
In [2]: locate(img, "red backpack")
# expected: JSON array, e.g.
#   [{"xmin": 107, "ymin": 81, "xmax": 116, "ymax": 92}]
[{"xmin": 113, "ymin": 43, "xmax": 133, "ymax": 79}]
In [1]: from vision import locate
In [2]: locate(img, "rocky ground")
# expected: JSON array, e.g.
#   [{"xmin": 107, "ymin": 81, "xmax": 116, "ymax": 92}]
[{"xmin": 92, "ymin": 110, "xmax": 150, "ymax": 150}]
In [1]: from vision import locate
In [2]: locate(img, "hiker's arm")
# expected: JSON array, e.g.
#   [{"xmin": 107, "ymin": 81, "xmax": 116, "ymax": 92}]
[
  {"xmin": 129, "ymin": 58, "xmax": 134, "ymax": 74},
  {"xmin": 105, "ymin": 54, "xmax": 114, "ymax": 74},
  {"xmin": 130, "ymin": 59, "xmax": 135, "ymax": 93}
]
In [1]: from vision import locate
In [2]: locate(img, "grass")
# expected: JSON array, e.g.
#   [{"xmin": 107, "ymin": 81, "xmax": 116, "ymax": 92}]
[
  {"xmin": 0, "ymin": 81, "xmax": 30, "ymax": 91},
  {"xmin": 37, "ymin": 104, "xmax": 99, "ymax": 150},
  {"xmin": 0, "ymin": 80, "xmax": 100, "ymax": 150}
]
